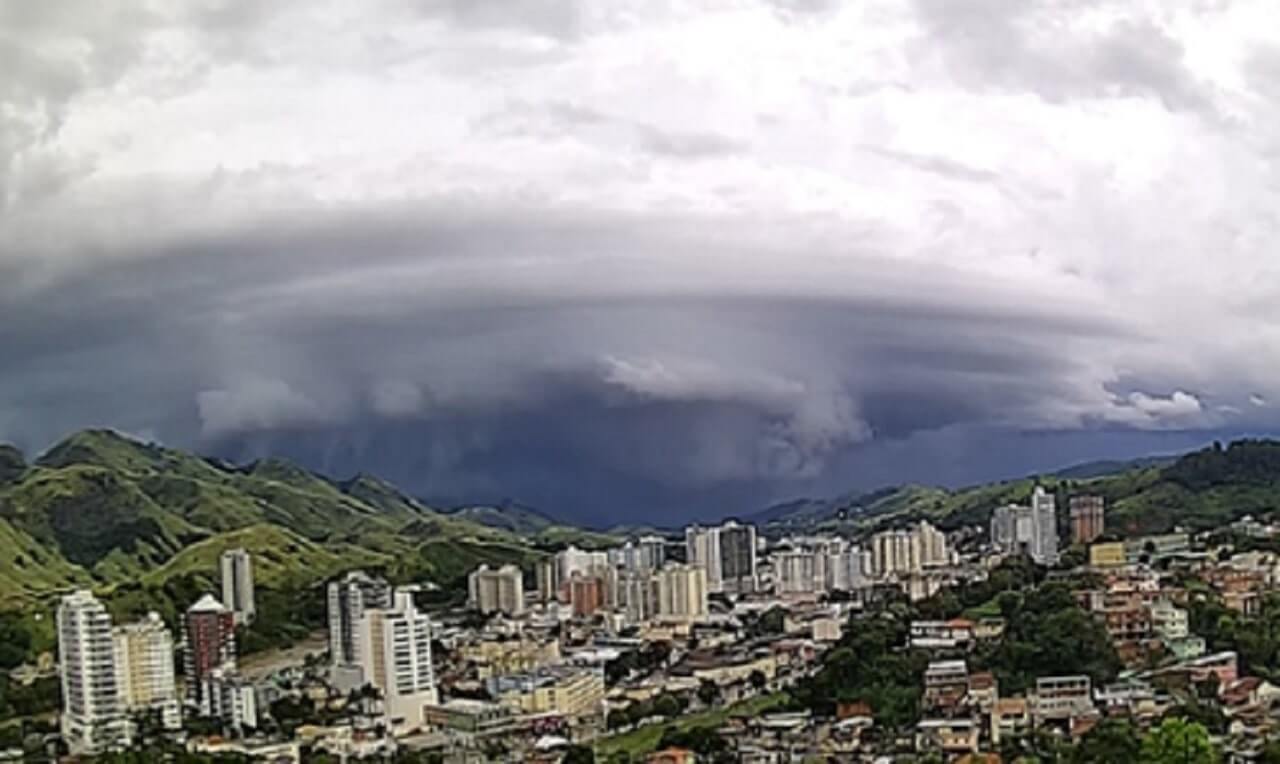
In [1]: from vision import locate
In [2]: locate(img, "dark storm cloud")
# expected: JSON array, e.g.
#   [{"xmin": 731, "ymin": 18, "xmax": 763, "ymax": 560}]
[{"xmin": 2, "ymin": 0, "xmax": 1278, "ymax": 524}]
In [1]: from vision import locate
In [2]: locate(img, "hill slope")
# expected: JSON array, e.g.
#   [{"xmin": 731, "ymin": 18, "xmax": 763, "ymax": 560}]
[
  {"xmin": 0, "ymin": 430, "xmax": 545, "ymax": 613},
  {"xmin": 758, "ymin": 440, "xmax": 1280, "ymax": 537}
]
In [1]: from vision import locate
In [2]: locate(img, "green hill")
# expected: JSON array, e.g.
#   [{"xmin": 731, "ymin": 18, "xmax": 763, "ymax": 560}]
[
  {"xmin": 0, "ymin": 429, "xmax": 548, "ymax": 629},
  {"xmin": 760, "ymin": 439, "xmax": 1280, "ymax": 537}
]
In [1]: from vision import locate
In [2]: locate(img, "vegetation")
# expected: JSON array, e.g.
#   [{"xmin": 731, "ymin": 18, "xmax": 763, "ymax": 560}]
[
  {"xmin": 761, "ymin": 438, "xmax": 1280, "ymax": 537},
  {"xmin": 0, "ymin": 429, "xmax": 553, "ymax": 668}
]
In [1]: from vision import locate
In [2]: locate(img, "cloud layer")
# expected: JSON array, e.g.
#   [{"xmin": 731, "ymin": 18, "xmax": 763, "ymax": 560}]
[{"xmin": 4, "ymin": 0, "xmax": 1280, "ymax": 524}]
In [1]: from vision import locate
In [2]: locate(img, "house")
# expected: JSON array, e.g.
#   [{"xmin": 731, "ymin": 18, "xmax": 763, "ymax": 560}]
[
  {"xmin": 648, "ymin": 748, "xmax": 696, "ymax": 764},
  {"xmin": 916, "ymin": 718, "xmax": 980, "ymax": 755}
]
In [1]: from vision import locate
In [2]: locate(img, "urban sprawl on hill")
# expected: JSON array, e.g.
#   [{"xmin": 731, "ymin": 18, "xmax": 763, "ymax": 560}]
[{"xmin": 6, "ymin": 433, "xmax": 1280, "ymax": 762}]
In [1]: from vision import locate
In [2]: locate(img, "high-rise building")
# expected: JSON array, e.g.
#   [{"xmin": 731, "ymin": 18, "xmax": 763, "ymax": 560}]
[
  {"xmin": 198, "ymin": 668, "xmax": 258, "ymax": 732},
  {"xmin": 357, "ymin": 589, "xmax": 437, "ymax": 731},
  {"xmin": 1069, "ymin": 495, "xmax": 1106, "ymax": 544},
  {"xmin": 871, "ymin": 521, "xmax": 949, "ymax": 577},
  {"xmin": 467, "ymin": 564, "xmax": 526, "ymax": 616},
  {"xmin": 655, "ymin": 563, "xmax": 708, "ymax": 621},
  {"xmin": 556, "ymin": 546, "xmax": 608, "ymax": 584},
  {"xmin": 328, "ymin": 571, "xmax": 394, "ymax": 668},
  {"xmin": 567, "ymin": 575, "xmax": 604, "ymax": 617},
  {"xmin": 775, "ymin": 549, "xmax": 821, "ymax": 595},
  {"xmin": 636, "ymin": 535, "xmax": 667, "ymax": 570},
  {"xmin": 687, "ymin": 521, "xmax": 757, "ymax": 594},
  {"xmin": 184, "ymin": 594, "xmax": 237, "ymax": 714},
  {"xmin": 535, "ymin": 559, "xmax": 561, "ymax": 604},
  {"xmin": 616, "ymin": 569, "xmax": 658, "ymax": 624},
  {"xmin": 219, "ymin": 548, "xmax": 255, "ymax": 625},
  {"xmin": 685, "ymin": 525, "xmax": 723, "ymax": 591},
  {"xmin": 990, "ymin": 487, "xmax": 1059, "ymax": 564},
  {"xmin": 719, "ymin": 521, "xmax": 758, "ymax": 595},
  {"xmin": 58, "ymin": 590, "xmax": 130, "ymax": 755},
  {"xmin": 114, "ymin": 612, "xmax": 181, "ymax": 731}
]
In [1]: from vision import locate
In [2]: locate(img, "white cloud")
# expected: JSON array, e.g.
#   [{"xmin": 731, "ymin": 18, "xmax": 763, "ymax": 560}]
[{"xmin": 196, "ymin": 378, "xmax": 333, "ymax": 436}]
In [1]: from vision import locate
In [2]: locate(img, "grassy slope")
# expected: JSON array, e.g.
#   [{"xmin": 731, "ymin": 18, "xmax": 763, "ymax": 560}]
[
  {"xmin": 0, "ymin": 430, "xmax": 546, "ymax": 618},
  {"xmin": 599, "ymin": 693, "xmax": 791, "ymax": 759}
]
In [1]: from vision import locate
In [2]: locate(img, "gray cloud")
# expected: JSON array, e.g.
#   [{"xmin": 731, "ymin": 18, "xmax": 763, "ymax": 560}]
[{"xmin": 2, "ymin": 0, "xmax": 1280, "ymax": 524}]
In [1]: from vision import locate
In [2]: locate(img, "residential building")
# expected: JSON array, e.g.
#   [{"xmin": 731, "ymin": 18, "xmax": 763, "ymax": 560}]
[
  {"xmin": 487, "ymin": 666, "xmax": 605, "ymax": 718},
  {"xmin": 535, "ymin": 559, "xmax": 561, "ymax": 604},
  {"xmin": 719, "ymin": 521, "xmax": 758, "ymax": 594},
  {"xmin": 58, "ymin": 590, "xmax": 130, "ymax": 755},
  {"xmin": 687, "ymin": 521, "xmax": 758, "ymax": 595},
  {"xmin": 557, "ymin": 546, "xmax": 609, "ymax": 584},
  {"xmin": 568, "ymin": 574, "xmax": 604, "ymax": 618},
  {"xmin": 871, "ymin": 521, "xmax": 950, "ymax": 577},
  {"xmin": 991, "ymin": 487, "xmax": 1059, "ymax": 564},
  {"xmin": 609, "ymin": 536, "xmax": 666, "ymax": 572},
  {"xmin": 467, "ymin": 564, "xmax": 525, "ymax": 616},
  {"xmin": 685, "ymin": 525, "xmax": 723, "ymax": 592},
  {"xmin": 617, "ymin": 569, "xmax": 658, "ymax": 624},
  {"xmin": 422, "ymin": 698, "xmax": 518, "ymax": 739},
  {"xmin": 775, "ymin": 548, "xmax": 821, "ymax": 595},
  {"xmin": 328, "ymin": 571, "xmax": 393, "ymax": 670},
  {"xmin": 655, "ymin": 563, "xmax": 709, "ymax": 622},
  {"xmin": 1089, "ymin": 542, "xmax": 1126, "ymax": 568},
  {"xmin": 1149, "ymin": 601, "xmax": 1189, "ymax": 641},
  {"xmin": 199, "ymin": 668, "xmax": 258, "ymax": 732},
  {"xmin": 923, "ymin": 660, "xmax": 969, "ymax": 712},
  {"xmin": 219, "ymin": 548, "xmax": 255, "ymax": 625},
  {"xmin": 185, "ymin": 594, "xmax": 237, "ymax": 714},
  {"xmin": 459, "ymin": 639, "xmax": 561, "ymax": 680},
  {"xmin": 114, "ymin": 612, "xmax": 180, "ymax": 730},
  {"xmin": 1069, "ymin": 495, "xmax": 1105, "ymax": 544},
  {"xmin": 357, "ymin": 589, "xmax": 437, "ymax": 730},
  {"xmin": 1032, "ymin": 676, "xmax": 1093, "ymax": 722},
  {"xmin": 916, "ymin": 718, "xmax": 980, "ymax": 755},
  {"xmin": 1124, "ymin": 533, "xmax": 1191, "ymax": 564}
]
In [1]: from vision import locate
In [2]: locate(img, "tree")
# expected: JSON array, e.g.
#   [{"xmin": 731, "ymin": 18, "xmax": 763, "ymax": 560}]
[
  {"xmin": 749, "ymin": 669, "xmax": 767, "ymax": 692},
  {"xmin": 1073, "ymin": 717, "xmax": 1140, "ymax": 764},
  {"xmin": 1140, "ymin": 718, "xmax": 1218, "ymax": 764},
  {"xmin": 562, "ymin": 745, "xmax": 595, "ymax": 764},
  {"xmin": 653, "ymin": 693, "xmax": 682, "ymax": 718},
  {"xmin": 697, "ymin": 679, "xmax": 721, "ymax": 708}
]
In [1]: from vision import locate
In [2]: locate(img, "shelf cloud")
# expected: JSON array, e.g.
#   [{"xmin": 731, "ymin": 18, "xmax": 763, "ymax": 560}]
[{"xmin": 3, "ymin": 0, "xmax": 1280, "ymax": 524}]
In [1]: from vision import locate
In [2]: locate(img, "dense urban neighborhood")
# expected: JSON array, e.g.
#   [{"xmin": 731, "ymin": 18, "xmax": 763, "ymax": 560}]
[{"xmin": 4, "ymin": 437, "xmax": 1280, "ymax": 761}]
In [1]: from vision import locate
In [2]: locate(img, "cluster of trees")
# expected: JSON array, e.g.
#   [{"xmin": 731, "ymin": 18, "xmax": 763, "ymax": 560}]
[
  {"xmin": 236, "ymin": 585, "xmax": 327, "ymax": 654},
  {"xmin": 797, "ymin": 557, "xmax": 1120, "ymax": 726},
  {"xmin": 970, "ymin": 581, "xmax": 1121, "ymax": 695},
  {"xmin": 792, "ymin": 611, "xmax": 927, "ymax": 728},
  {"xmin": 1004, "ymin": 716, "xmax": 1221, "ymax": 764},
  {"xmin": 606, "ymin": 692, "xmax": 689, "ymax": 731},
  {"xmin": 1190, "ymin": 591, "xmax": 1280, "ymax": 681},
  {"xmin": 604, "ymin": 641, "xmax": 672, "ymax": 685}
]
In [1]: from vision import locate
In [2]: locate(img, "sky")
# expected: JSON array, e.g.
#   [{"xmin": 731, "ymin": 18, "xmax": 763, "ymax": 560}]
[{"xmin": 4, "ymin": 0, "xmax": 1280, "ymax": 527}]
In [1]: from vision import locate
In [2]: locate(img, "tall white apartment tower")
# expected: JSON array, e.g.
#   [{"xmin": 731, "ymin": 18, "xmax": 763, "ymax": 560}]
[
  {"xmin": 219, "ymin": 548, "xmax": 255, "ymax": 625},
  {"xmin": 357, "ymin": 589, "xmax": 437, "ymax": 731},
  {"xmin": 58, "ymin": 590, "xmax": 130, "ymax": 755},
  {"xmin": 1030, "ymin": 486, "xmax": 1060, "ymax": 565}
]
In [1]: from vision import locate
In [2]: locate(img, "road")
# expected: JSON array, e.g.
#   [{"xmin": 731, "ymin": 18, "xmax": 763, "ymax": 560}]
[{"xmin": 239, "ymin": 630, "xmax": 328, "ymax": 681}]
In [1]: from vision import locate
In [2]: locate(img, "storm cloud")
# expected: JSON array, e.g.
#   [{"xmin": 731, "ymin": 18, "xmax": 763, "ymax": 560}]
[{"xmin": 4, "ymin": 0, "xmax": 1280, "ymax": 525}]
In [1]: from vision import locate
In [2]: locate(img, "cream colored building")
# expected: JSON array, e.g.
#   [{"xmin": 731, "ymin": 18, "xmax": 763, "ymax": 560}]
[
  {"xmin": 656, "ymin": 563, "xmax": 708, "ymax": 622},
  {"xmin": 1089, "ymin": 541, "xmax": 1127, "ymax": 568},
  {"xmin": 487, "ymin": 668, "xmax": 605, "ymax": 718},
  {"xmin": 467, "ymin": 564, "xmax": 526, "ymax": 616},
  {"xmin": 460, "ymin": 639, "xmax": 560, "ymax": 679},
  {"xmin": 113, "ymin": 612, "xmax": 181, "ymax": 730}
]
